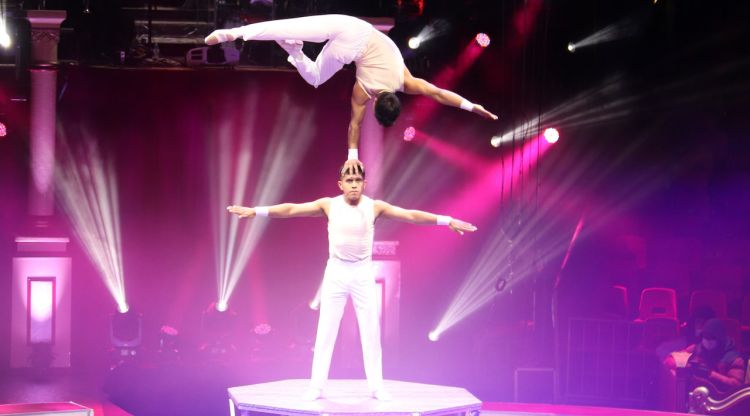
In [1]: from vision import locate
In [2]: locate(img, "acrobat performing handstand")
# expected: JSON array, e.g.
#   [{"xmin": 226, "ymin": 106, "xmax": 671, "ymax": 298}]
[
  {"xmin": 226, "ymin": 164, "xmax": 477, "ymax": 401},
  {"xmin": 206, "ymin": 14, "xmax": 498, "ymax": 171}
]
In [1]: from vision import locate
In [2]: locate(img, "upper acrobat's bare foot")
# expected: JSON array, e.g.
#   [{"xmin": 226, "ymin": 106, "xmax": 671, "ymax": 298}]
[{"xmin": 205, "ymin": 29, "xmax": 238, "ymax": 45}]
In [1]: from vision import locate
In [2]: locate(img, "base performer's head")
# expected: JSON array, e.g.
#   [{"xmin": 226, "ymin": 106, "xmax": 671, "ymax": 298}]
[
  {"xmin": 374, "ymin": 91, "xmax": 401, "ymax": 127},
  {"xmin": 338, "ymin": 164, "xmax": 366, "ymax": 203}
]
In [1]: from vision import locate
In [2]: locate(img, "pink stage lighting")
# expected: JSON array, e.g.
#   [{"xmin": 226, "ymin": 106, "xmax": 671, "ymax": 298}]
[
  {"xmin": 0, "ymin": 122, "xmax": 6, "ymax": 137},
  {"xmin": 28, "ymin": 278, "xmax": 55, "ymax": 344},
  {"xmin": 544, "ymin": 128, "xmax": 559, "ymax": 144},
  {"xmin": 475, "ymin": 33, "xmax": 491, "ymax": 48},
  {"xmin": 403, "ymin": 126, "xmax": 416, "ymax": 141}
]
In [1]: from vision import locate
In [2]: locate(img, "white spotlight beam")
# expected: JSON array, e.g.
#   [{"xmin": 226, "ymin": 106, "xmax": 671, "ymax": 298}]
[
  {"xmin": 212, "ymin": 93, "xmax": 256, "ymax": 309},
  {"xmin": 432, "ymin": 127, "xmax": 664, "ymax": 339},
  {"xmin": 569, "ymin": 16, "xmax": 640, "ymax": 51},
  {"xmin": 214, "ymin": 92, "xmax": 317, "ymax": 307},
  {"xmin": 0, "ymin": 16, "xmax": 11, "ymax": 48},
  {"xmin": 56, "ymin": 129, "xmax": 127, "ymax": 311},
  {"xmin": 414, "ymin": 19, "xmax": 451, "ymax": 46}
]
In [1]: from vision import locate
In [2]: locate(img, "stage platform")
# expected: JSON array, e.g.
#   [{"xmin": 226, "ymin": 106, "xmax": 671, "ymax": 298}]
[
  {"xmin": 481, "ymin": 402, "xmax": 704, "ymax": 416},
  {"xmin": 228, "ymin": 379, "xmax": 482, "ymax": 416}
]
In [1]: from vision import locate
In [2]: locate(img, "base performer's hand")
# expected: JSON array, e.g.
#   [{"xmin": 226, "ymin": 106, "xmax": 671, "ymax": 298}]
[
  {"xmin": 227, "ymin": 205, "xmax": 255, "ymax": 218},
  {"xmin": 473, "ymin": 104, "xmax": 498, "ymax": 120},
  {"xmin": 449, "ymin": 219, "xmax": 478, "ymax": 235}
]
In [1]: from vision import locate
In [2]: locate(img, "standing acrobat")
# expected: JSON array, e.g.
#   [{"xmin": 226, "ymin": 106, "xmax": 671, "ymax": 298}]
[{"xmin": 227, "ymin": 165, "xmax": 477, "ymax": 401}]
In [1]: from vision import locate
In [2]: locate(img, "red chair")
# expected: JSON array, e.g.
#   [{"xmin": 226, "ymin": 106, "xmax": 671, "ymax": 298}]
[
  {"xmin": 639, "ymin": 287, "xmax": 677, "ymax": 321},
  {"xmin": 603, "ymin": 285, "xmax": 629, "ymax": 319},
  {"xmin": 689, "ymin": 290, "xmax": 728, "ymax": 320}
]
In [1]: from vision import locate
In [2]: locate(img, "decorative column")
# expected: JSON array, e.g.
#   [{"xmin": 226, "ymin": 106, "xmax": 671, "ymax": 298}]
[
  {"xmin": 27, "ymin": 10, "xmax": 66, "ymax": 221},
  {"xmin": 10, "ymin": 10, "xmax": 71, "ymax": 369}
]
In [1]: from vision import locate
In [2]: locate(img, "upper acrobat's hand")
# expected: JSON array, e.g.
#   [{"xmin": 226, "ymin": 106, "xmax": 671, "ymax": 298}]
[
  {"xmin": 342, "ymin": 158, "xmax": 365, "ymax": 177},
  {"xmin": 449, "ymin": 219, "xmax": 478, "ymax": 235},
  {"xmin": 472, "ymin": 104, "xmax": 498, "ymax": 120},
  {"xmin": 205, "ymin": 29, "xmax": 239, "ymax": 45},
  {"xmin": 227, "ymin": 205, "xmax": 255, "ymax": 219}
]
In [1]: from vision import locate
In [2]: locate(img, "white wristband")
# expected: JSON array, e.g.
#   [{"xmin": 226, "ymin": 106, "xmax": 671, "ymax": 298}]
[
  {"xmin": 255, "ymin": 207, "xmax": 269, "ymax": 217},
  {"xmin": 436, "ymin": 215, "xmax": 452, "ymax": 226},
  {"xmin": 348, "ymin": 149, "xmax": 359, "ymax": 160},
  {"xmin": 459, "ymin": 99, "xmax": 475, "ymax": 111}
]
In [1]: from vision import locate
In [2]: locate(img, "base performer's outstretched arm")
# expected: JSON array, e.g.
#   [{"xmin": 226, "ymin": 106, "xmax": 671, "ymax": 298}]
[
  {"xmin": 374, "ymin": 200, "xmax": 478, "ymax": 235},
  {"xmin": 402, "ymin": 68, "xmax": 498, "ymax": 121},
  {"xmin": 227, "ymin": 198, "xmax": 329, "ymax": 219}
]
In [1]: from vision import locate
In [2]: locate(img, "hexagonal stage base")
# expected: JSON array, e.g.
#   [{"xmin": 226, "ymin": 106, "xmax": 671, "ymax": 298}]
[{"xmin": 228, "ymin": 379, "xmax": 482, "ymax": 416}]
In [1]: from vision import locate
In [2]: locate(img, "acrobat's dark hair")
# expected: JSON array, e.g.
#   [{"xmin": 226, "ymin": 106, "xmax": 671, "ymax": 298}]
[
  {"xmin": 339, "ymin": 163, "xmax": 366, "ymax": 179},
  {"xmin": 374, "ymin": 91, "xmax": 401, "ymax": 127}
]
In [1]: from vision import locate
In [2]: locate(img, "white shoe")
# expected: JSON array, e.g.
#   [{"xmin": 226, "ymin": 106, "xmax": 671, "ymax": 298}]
[
  {"xmin": 205, "ymin": 29, "xmax": 238, "ymax": 45},
  {"xmin": 373, "ymin": 388, "xmax": 392, "ymax": 401},
  {"xmin": 301, "ymin": 388, "xmax": 322, "ymax": 401}
]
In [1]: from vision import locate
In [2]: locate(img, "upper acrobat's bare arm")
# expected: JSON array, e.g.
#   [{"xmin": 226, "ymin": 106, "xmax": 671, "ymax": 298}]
[
  {"xmin": 402, "ymin": 69, "xmax": 498, "ymax": 120},
  {"xmin": 375, "ymin": 200, "xmax": 478, "ymax": 235},
  {"xmin": 227, "ymin": 198, "xmax": 329, "ymax": 219},
  {"xmin": 343, "ymin": 84, "xmax": 368, "ymax": 174}
]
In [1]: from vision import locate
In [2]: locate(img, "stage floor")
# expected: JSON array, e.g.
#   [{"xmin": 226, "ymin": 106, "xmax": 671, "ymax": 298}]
[{"xmin": 228, "ymin": 379, "xmax": 482, "ymax": 416}]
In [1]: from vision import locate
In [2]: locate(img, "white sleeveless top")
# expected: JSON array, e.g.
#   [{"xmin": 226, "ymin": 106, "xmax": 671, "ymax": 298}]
[
  {"xmin": 327, "ymin": 195, "xmax": 375, "ymax": 262},
  {"xmin": 355, "ymin": 29, "xmax": 406, "ymax": 99}
]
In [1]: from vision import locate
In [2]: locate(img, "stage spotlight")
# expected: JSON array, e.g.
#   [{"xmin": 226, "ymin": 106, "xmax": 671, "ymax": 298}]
[
  {"xmin": 216, "ymin": 300, "xmax": 228, "ymax": 312},
  {"xmin": 428, "ymin": 330, "xmax": 440, "ymax": 342},
  {"xmin": 0, "ymin": 122, "xmax": 5, "ymax": 138},
  {"xmin": 490, "ymin": 135, "xmax": 502, "ymax": 148},
  {"xmin": 203, "ymin": 302, "xmax": 237, "ymax": 334},
  {"xmin": 475, "ymin": 33, "xmax": 490, "ymax": 48},
  {"xmin": 200, "ymin": 302, "xmax": 240, "ymax": 357},
  {"xmin": 567, "ymin": 42, "xmax": 576, "ymax": 53},
  {"xmin": 158, "ymin": 325, "xmax": 179, "ymax": 351},
  {"xmin": 0, "ymin": 19, "xmax": 10, "ymax": 48},
  {"xmin": 117, "ymin": 301, "xmax": 129, "ymax": 314},
  {"xmin": 403, "ymin": 126, "xmax": 416, "ymax": 142},
  {"xmin": 408, "ymin": 36, "xmax": 422, "ymax": 49},
  {"xmin": 544, "ymin": 128, "xmax": 559, "ymax": 143},
  {"xmin": 110, "ymin": 310, "xmax": 142, "ymax": 358}
]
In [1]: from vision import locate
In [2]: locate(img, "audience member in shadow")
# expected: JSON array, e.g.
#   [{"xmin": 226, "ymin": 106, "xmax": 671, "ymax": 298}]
[{"xmin": 685, "ymin": 318, "xmax": 745, "ymax": 395}]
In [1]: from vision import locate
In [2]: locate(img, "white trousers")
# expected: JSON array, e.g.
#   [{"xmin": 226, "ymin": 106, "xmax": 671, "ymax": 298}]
[
  {"xmin": 226, "ymin": 14, "xmax": 372, "ymax": 87},
  {"xmin": 310, "ymin": 258, "xmax": 383, "ymax": 391}
]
